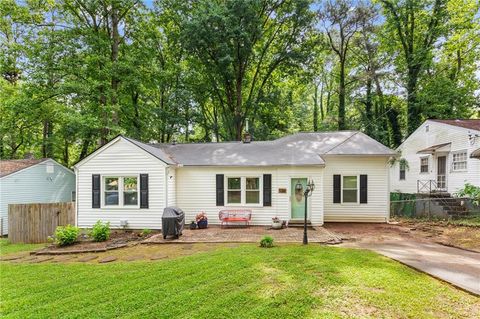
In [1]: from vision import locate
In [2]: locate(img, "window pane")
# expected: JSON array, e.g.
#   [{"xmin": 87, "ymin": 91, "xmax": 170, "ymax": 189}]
[
  {"xmin": 343, "ymin": 190, "xmax": 357, "ymax": 203},
  {"xmin": 343, "ymin": 176, "xmax": 357, "ymax": 189},
  {"xmin": 246, "ymin": 177, "xmax": 259, "ymax": 190},
  {"xmin": 124, "ymin": 177, "xmax": 138, "ymax": 191},
  {"xmin": 246, "ymin": 191, "xmax": 260, "ymax": 204},
  {"xmin": 227, "ymin": 191, "xmax": 241, "ymax": 203},
  {"xmin": 124, "ymin": 192, "xmax": 138, "ymax": 205},
  {"xmin": 228, "ymin": 177, "xmax": 241, "ymax": 190},
  {"xmin": 105, "ymin": 177, "xmax": 118, "ymax": 191},
  {"xmin": 105, "ymin": 192, "xmax": 119, "ymax": 205}
]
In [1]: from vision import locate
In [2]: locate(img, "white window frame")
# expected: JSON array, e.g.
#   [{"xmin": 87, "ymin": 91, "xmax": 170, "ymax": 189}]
[
  {"xmin": 420, "ymin": 157, "xmax": 429, "ymax": 173},
  {"xmin": 101, "ymin": 175, "xmax": 140, "ymax": 208},
  {"xmin": 225, "ymin": 176, "xmax": 263, "ymax": 207},
  {"xmin": 451, "ymin": 150, "xmax": 467, "ymax": 172},
  {"xmin": 341, "ymin": 175, "xmax": 359, "ymax": 204}
]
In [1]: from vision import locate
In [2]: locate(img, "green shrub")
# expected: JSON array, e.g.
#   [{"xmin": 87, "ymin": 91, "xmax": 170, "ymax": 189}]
[
  {"xmin": 455, "ymin": 183, "xmax": 480, "ymax": 205},
  {"xmin": 141, "ymin": 228, "xmax": 152, "ymax": 237},
  {"xmin": 260, "ymin": 236, "xmax": 274, "ymax": 248},
  {"xmin": 90, "ymin": 220, "xmax": 111, "ymax": 242},
  {"xmin": 54, "ymin": 225, "xmax": 80, "ymax": 246}
]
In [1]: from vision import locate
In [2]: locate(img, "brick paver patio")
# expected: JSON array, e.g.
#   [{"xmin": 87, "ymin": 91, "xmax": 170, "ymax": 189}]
[{"xmin": 143, "ymin": 225, "xmax": 342, "ymax": 244}]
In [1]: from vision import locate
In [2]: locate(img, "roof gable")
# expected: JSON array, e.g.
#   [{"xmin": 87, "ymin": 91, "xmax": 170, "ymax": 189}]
[
  {"xmin": 429, "ymin": 119, "xmax": 480, "ymax": 132},
  {"xmin": 0, "ymin": 158, "xmax": 48, "ymax": 178}
]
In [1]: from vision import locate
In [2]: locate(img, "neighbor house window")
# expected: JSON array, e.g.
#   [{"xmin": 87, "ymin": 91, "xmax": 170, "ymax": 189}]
[
  {"xmin": 342, "ymin": 176, "xmax": 358, "ymax": 203},
  {"xmin": 452, "ymin": 151, "xmax": 467, "ymax": 171},
  {"xmin": 420, "ymin": 157, "xmax": 429, "ymax": 173},
  {"xmin": 227, "ymin": 177, "xmax": 242, "ymax": 204},
  {"xmin": 245, "ymin": 177, "xmax": 260, "ymax": 204},
  {"xmin": 226, "ymin": 176, "xmax": 262, "ymax": 205},
  {"xmin": 103, "ymin": 176, "xmax": 138, "ymax": 207},
  {"xmin": 399, "ymin": 163, "xmax": 406, "ymax": 180}
]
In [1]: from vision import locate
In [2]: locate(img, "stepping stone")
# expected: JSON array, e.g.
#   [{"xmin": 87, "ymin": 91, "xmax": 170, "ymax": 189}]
[
  {"xmin": 98, "ymin": 256, "xmax": 117, "ymax": 263},
  {"xmin": 52, "ymin": 255, "xmax": 74, "ymax": 263},
  {"xmin": 150, "ymin": 254, "xmax": 168, "ymax": 260},
  {"xmin": 30, "ymin": 256, "xmax": 54, "ymax": 263},
  {"xmin": 0, "ymin": 255, "xmax": 24, "ymax": 261},
  {"xmin": 78, "ymin": 255, "xmax": 98, "ymax": 262},
  {"xmin": 124, "ymin": 255, "xmax": 145, "ymax": 261}
]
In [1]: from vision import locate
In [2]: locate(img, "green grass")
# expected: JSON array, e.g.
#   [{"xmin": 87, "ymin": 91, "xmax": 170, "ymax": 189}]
[
  {"xmin": 1, "ymin": 245, "xmax": 478, "ymax": 318},
  {"xmin": 0, "ymin": 239, "xmax": 44, "ymax": 256}
]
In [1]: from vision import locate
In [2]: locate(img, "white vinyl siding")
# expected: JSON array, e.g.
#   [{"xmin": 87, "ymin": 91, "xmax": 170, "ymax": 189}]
[
  {"xmin": 176, "ymin": 166, "xmax": 324, "ymax": 226},
  {"xmin": 390, "ymin": 121, "xmax": 480, "ymax": 194},
  {"xmin": 0, "ymin": 160, "xmax": 75, "ymax": 235},
  {"xmin": 76, "ymin": 138, "xmax": 167, "ymax": 229},
  {"xmin": 324, "ymin": 156, "xmax": 390, "ymax": 222}
]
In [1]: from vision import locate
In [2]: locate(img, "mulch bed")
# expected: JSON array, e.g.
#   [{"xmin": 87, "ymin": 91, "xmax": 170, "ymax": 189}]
[{"xmin": 32, "ymin": 230, "xmax": 159, "ymax": 255}]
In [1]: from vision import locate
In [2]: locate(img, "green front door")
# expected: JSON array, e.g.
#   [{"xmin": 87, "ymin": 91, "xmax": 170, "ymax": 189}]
[{"xmin": 291, "ymin": 178, "xmax": 307, "ymax": 219}]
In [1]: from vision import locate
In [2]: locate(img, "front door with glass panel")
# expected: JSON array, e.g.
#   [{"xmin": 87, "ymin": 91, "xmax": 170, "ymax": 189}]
[
  {"xmin": 437, "ymin": 156, "xmax": 447, "ymax": 190},
  {"xmin": 291, "ymin": 178, "xmax": 307, "ymax": 219}
]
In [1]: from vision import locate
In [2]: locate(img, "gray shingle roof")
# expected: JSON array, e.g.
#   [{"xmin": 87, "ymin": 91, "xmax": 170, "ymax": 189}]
[{"xmin": 125, "ymin": 131, "xmax": 396, "ymax": 167}]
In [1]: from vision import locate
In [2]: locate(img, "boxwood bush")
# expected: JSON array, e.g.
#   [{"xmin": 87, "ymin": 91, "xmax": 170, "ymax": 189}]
[
  {"xmin": 54, "ymin": 225, "xmax": 80, "ymax": 246},
  {"xmin": 260, "ymin": 236, "xmax": 274, "ymax": 248},
  {"xmin": 90, "ymin": 220, "xmax": 111, "ymax": 242}
]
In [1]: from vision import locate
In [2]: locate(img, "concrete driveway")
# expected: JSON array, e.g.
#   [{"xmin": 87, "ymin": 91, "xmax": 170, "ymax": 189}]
[{"xmin": 325, "ymin": 223, "xmax": 480, "ymax": 295}]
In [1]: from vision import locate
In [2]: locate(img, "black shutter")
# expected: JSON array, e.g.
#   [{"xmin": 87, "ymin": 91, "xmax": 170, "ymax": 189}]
[
  {"xmin": 216, "ymin": 174, "xmax": 224, "ymax": 206},
  {"xmin": 333, "ymin": 174, "xmax": 341, "ymax": 203},
  {"xmin": 263, "ymin": 174, "xmax": 272, "ymax": 206},
  {"xmin": 140, "ymin": 174, "xmax": 149, "ymax": 208},
  {"xmin": 92, "ymin": 174, "xmax": 100, "ymax": 208},
  {"xmin": 360, "ymin": 174, "xmax": 368, "ymax": 204}
]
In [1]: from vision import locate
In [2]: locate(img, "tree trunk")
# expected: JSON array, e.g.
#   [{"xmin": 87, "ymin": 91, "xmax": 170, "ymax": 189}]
[
  {"xmin": 63, "ymin": 139, "xmax": 69, "ymax": 166},
  {"xmin": 406, "ymin": 68, "xmax": 420, "ymax": 135},
  {"xmin": 387, "ymin": 106, "xmax": 402, "ymax": 147},
  {"xmin": 42, "ymin": 120, "xmax": 53, "ymax": 158},
  {"xmin": 313, "ymin": 84, "xmax": 319, "ymax": 132},
  {"xmin": 110, "ymin": 4, "xmax": 120, "ymax": 126},
  {"xmin": 338, "ymin": 59, "xmax": 346, "ymax": 130},
  {"xmin": 79, "ymin": 137, "xmax": 91, "ymax": 161},
  {"xmin": 364, "ymin": 77, "xmax": 373, "ymax": 136}
]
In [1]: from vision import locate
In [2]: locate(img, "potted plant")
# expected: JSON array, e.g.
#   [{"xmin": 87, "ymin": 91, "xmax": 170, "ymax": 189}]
[
  {"xmin": 272, "ymin": 217, "xmax": 282, "ymax": 229},
  {"xmin": 189, "ymin": 220, "xmax": 197, "ymax": 230},
  {"xmin": 196, "ymin": 212, "xmax": 208, "ymax": 229}
]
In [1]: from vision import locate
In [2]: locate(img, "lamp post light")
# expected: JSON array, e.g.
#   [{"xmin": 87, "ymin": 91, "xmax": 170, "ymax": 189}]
[{"xmin": 303, "ymin": 178, "xmax": 315, "ymax": 245}]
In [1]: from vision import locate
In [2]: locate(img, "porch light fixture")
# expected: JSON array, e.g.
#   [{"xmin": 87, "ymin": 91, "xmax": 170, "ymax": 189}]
[{"xmin": 303, "ymin": 178, "xmax": 315, "ymax": 245}]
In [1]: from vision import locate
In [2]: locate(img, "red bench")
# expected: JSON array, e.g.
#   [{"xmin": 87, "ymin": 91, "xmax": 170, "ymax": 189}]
[{"xmin": 219, "ymin": 209, "xmax": 252, "ymax": 228}]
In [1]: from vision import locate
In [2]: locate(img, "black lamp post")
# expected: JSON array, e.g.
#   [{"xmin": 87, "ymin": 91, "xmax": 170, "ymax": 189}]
[{"xmin": 302, "ymin": 178, "xmax": 315, "ymax": 245}]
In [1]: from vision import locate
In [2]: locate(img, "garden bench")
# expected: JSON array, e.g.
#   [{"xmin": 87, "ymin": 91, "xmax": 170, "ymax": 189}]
[{"xmin": 219, "ymin": 209, "xmax": 252, "ymax": 228}]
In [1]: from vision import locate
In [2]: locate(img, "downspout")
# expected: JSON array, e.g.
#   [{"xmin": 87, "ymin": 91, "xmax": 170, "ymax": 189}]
[{"xmin": 165, "ymin": 166, "xmax": 169, "ymax": 208}]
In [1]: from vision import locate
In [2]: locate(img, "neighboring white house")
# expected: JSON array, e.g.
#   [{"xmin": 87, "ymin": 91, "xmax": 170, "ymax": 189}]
[
  {"xmin": 0, "ymin": 158, "xmax": 76, "ymax": 235},
  {"xmin": 74, "ymin": 131, "xmax": 396, "ymax": 229},
  {"xmin": 390, "ymin": 119, "xmax": 480, "ymax": 195}
]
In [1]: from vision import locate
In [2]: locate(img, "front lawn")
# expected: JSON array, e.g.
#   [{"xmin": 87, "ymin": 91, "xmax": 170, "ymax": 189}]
[
  {"xmin": 1, "ymin": 245, "xmax": 478, "ymax": 318},
  {"xmin": 0, "ymin": 239, "xmax": 45, "ymax": 256}
]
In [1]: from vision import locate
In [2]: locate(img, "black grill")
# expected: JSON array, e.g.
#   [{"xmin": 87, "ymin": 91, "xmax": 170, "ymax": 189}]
[{"xmin": 161, "ymin": 207, "xmax": 185, "ymax": 239}]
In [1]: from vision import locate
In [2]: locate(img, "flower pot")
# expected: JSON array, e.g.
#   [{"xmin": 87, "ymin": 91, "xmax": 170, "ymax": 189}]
[
  {"xmin": 272, "ymin": 220, "xmax": 282, "ymax": 229},
  {"xmin": 197, "ymin": 220, "xmax": 208, "ymax": 229},
  {"xmin": 189, "ymin": 222, "xmax": 197, "ymax": 230}
]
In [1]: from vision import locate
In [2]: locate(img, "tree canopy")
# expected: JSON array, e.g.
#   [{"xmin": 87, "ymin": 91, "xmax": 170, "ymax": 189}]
[{"xmin": 1, "ymin": 0, "xmax": 479, "ymax": 165}]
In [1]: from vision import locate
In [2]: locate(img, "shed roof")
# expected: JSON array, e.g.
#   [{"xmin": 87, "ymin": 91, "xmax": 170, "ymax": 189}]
[
  {"xmin": 0, "ymin": 158, "xmax": 48, "ymax": 178},
  {"xmin": 127, "ymin": 131, "xmax": 396, "ymax": 167}
]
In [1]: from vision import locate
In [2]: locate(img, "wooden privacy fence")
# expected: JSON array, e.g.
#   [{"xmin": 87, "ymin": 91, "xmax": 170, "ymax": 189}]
[{"xmin": 8, "ymin": 202, "xmax": 75, "ymax": 243}]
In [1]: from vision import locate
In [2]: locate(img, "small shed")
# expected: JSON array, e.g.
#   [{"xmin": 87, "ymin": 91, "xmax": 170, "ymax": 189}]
[{"xmin": 0, "ymin": 158, "xmax": 76, "ymax": 235}]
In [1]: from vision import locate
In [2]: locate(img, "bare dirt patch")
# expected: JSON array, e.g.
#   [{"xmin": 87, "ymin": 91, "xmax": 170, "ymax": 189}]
[{"xmin": 325, "ymin": 222, "xmax": 480, "ymax": 252}]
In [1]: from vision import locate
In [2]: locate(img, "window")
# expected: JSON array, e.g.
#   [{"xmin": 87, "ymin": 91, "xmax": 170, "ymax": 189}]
[
  {"xmin": 342, "ymin": 176, "xmax": 358, "ymax": 203},
  {"xmin": 399, "ymin": 163, "xmax": 406, "ymax": 180},
  {"xmin": 104, "ymin": 177, "xmax": 119, "ymax": 206},
  {"xmin": 123, "ymin": 177, "xmax": 138, "ymax": 206},
  {"xmin": 227, "ymin": 177, "xmax": 242, "ymax": 204},
  {"xmin": 71, "ymin": 191, "xmax": 76, "ymax": 202},
  {"xmin": 226, "ymin": 176, "xmax": 262, "ymax": 205},
  {"xmin": 420, "ymin": 157, "xmax": 429, "ymax": 173},
  {"xmin": 103, "ymin": 176, "xmax": 138, "ymax": 207},
  {"xmin": 452, "ymin": 151, "xmax": 467, "ymax": 171},
  {"xmin": 246, "ymin": 177, "xmax": 260, "ymax": 204}
]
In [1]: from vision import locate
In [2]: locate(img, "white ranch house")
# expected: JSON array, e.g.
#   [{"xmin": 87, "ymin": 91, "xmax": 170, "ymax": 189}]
[
  {"xmin": 390, "ymin": 119, "xmax": 480, "ymax": 195},
  {"xmin": 74, "ymin": 132, "xmax": 396, "ymax": 229}
]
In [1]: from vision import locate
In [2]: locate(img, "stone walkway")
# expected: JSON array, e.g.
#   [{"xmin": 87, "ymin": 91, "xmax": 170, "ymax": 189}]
[{"xmin": 143, "ymin": 225, "xmax": 341, "ymax": 244}]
